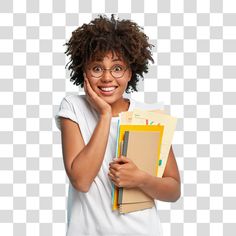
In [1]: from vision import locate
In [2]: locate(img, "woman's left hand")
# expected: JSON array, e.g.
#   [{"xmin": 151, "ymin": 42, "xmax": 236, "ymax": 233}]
[{"xmin": 108, "ymin": 156, "xmax": 144, "ymax": 188}]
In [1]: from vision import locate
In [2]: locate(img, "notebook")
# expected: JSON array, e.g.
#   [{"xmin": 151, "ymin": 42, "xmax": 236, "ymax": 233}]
[
  {"xmin": 112, "ymin": 124, "xmax": 164, "ymax": 212},
  {"xmin": 119, "ymin": 131, "xmax": 160, "ymax": 203}
]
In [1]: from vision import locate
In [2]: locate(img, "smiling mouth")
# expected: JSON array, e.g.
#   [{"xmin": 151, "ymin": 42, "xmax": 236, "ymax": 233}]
[{"xmin": 99, "ymin": 86, "xmax": 117, "ymax": 92}]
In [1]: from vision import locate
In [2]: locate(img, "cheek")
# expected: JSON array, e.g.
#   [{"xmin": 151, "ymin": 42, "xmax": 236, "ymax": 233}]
[
  {"xmin": 118, "ymin": 79, "xmax": 129, "ymax": 88},
  {"xmin": 91, "ymin": 84, "xmax": 100, "ymax": 94},
  {"xmin": 87, "ymin": 78, "xmax": 96, "ymax": 89},
  {"xmin": 119, "ymin": 81, "xmax": 130, "ymax": 93}
]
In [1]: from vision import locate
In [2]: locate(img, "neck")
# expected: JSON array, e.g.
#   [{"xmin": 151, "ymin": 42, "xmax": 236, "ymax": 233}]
[{"xmin": 111, "ymin": 98, "xmax": 130, "ymax": 117}]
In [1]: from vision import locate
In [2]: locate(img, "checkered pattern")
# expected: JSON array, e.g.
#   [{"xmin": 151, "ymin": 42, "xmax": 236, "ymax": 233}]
[{"xmin": 0, "ymin": 0, "xmax": 236, "ymax": 235}]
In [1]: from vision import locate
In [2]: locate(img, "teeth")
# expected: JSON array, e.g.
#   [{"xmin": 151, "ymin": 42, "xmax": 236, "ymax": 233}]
[{"xmin": 100, "ymin": 87, "xmax": 116, "ymax": 92}]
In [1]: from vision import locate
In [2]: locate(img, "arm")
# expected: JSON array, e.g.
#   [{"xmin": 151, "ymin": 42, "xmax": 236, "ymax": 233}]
[
  {"xmin": 60, "ymin": 113, "xmax": 111, "ymax": 193},
  {"xmin": 60, "ymin": 77, "xmax": 112, "ymax": 193},
  {"xmin": 109, "ymin": 146, "xmax": 181, "ymax": 202},
  {"xmin": 138, "ymin": 146, "xmax": 181, "ymax": 202}
]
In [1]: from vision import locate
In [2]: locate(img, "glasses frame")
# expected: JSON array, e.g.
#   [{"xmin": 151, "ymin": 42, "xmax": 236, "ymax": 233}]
[{"xmin": 86, "ymin": 65, "xmax": 129, "ymax": 79}]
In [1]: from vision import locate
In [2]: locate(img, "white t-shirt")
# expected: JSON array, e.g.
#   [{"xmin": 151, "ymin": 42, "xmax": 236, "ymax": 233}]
[{"xmin": 55, "ymin": 94, "xmax": 164, "ymax": 236}]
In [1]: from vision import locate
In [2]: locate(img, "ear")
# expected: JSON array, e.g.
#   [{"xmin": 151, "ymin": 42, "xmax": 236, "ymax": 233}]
[{"xmin": 127, "ymin": 69, "xmax": 132, "ymax": 82}]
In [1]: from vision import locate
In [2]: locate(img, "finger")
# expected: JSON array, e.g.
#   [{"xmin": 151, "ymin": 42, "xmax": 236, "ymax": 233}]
[
  {"xmin": 84, "ymin": 77, "xmax": 92, "ymax": 91},
  {"xmin": 83, "ymin": 79, "xmax": 88, "ymax": 94},
  {"xmin": 108, "ymin": 172, "xmax": 119, "ymax": 184},
  {"xmin": 108, "ymin": 172, "xmax": 115, "ymax": 180},
  {"xmin": 109, "ymin": 168, "xmax": 119, "ymax": 177},
  {"xmin": 83, "ymin": 76, "xmax": 91, "ymax": 96},
  {"xmin": 110, "ymin": 159, "xmax": 123, "ymax": 165},
  {"xmin": 108, "ymin": 167, "xmax": 121, "ymax": 178},
  {"xmin": 110, "ymin": 176, "xmax": 121, "ymax": 187},
  {"xmin": 85, "ymin": 79, "xmax": 98, "ymax": 101},
  {"xmin": 111, "ymin": 157, "xmax": 129, "ymax": 165},
  {"xmin": 83, "ymin": 72, "xmax": 89, "ymax": 83},
  {"xmin": 84, "ymin": 78, "xmax": 92, "ymax": 95},
  {"xmin": 84, "ymin": 78, "xmax": 98, "ymax": 105},
  {"xmin": 109, "ymin": 163, "xmax": 122, "ymax": 171}
]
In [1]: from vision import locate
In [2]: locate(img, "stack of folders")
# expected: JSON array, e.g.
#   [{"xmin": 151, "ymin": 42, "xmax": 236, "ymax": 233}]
[{"xmin": 111, "ymin": 109, "xmax": 177, "ymax": 214}]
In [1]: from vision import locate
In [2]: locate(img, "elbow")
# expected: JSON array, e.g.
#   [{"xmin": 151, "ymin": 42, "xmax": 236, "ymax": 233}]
[
  {"xmin": 170, "ymin": 192, "xmax": 181, "ymax": 202},
  {"xmin": 170, "ymin": 179, "xmax": 181, "ymax": 202},
  {"xmin": 71, "ymin": 180, "xmax": 92, "ymax": 193},
  {"xmin": 170, "ymin": 187, "xmax": 181, "ymax": 202}
]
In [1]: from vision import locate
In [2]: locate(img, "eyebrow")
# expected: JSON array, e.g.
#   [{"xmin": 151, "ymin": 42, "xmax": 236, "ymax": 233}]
[{"xmin": 93, "ymin": 57, "xmax": 122, "ymax": 62}]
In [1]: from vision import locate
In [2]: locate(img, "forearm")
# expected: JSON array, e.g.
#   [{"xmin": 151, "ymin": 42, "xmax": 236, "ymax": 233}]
[
  {"xmin": 138, "ymin": 171, "xmax": 181, "ymax": 202},
  {"xmin": 70, "ymin": 114, "xmax": 111, "ymax": 191}
]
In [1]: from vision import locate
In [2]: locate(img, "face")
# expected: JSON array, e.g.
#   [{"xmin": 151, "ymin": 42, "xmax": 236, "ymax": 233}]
[{"xmin": 84, "ymin": 52, "xmax": 132, "ymax": 105}]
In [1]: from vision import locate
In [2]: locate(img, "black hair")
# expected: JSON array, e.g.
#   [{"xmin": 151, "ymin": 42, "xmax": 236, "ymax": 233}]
[{"xmin": 65, "ymin": 14, "xmax": 154, "ymax": 93}]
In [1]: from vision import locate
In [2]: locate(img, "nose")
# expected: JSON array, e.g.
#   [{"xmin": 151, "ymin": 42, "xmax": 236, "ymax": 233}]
[{"xmin": 100, "ymin": 69, "xmax": 113, "ymax": 82}]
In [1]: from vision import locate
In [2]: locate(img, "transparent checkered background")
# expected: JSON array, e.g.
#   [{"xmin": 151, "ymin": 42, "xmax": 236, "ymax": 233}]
[{"xmin": 1, "ymin": 0, "xmax": 236, "ymax": 235}]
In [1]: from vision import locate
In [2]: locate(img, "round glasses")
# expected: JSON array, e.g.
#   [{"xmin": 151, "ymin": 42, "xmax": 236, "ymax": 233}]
[{"xmin": 87, "ymin": 64, "xmax": 128, "ymax": 79}]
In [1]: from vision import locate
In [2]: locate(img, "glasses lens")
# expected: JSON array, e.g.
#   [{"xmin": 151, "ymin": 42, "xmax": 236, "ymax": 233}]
[
  {"xmin": 90, "ymin": 66, "xmax": 103, "ymax": 78},
  {"xmin": 111, "ymin": 65, "xmax": 126, "ymax": 78}
]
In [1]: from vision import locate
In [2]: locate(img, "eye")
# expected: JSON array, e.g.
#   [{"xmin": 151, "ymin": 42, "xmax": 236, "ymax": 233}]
[
  {"xmin": 112, "ymin": 65, "xmax": 124, "ymax": 72},
  {"xmin": 91, "ymin": 65, "xmax": 103, "ymax": 73}
]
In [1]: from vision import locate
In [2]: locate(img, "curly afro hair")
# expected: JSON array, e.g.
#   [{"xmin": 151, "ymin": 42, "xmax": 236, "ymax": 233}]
[{"xmin": 64, "ymin": 14, "xmax": 154, "ymax": 93}]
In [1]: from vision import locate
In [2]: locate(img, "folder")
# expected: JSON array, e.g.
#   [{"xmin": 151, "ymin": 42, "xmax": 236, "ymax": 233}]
[{"xmin": 131, "ymin": 109, "xmax": 177, "ymax": 177}]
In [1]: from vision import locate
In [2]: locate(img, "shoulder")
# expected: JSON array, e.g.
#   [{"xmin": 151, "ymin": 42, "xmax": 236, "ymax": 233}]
[
  {"xmin": 56, "ymin": 94, "xmax": 90, "ymax": 122},
  {"xmin": 63, "ymin": 94, "xmax": 87, "ymax": 105},
  {"xmin": 55, "ymin": 94, "xmax": 98, "ymax": 131},
  {"xmin": 62, "ymin": 94, "xmax": 98, "ymax": 121},
  {"xmin": 60, "ymin": 94, "xmax": 90, "ymax": 111}
]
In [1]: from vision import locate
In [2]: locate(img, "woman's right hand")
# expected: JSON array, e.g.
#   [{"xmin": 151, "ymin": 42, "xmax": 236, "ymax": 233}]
[{"xmin": 83, "ymin": 75, "xmax": 112, "ymax": 117}]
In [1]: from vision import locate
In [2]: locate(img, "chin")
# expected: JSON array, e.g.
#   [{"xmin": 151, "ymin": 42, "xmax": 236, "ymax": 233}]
[
  {"xmin": 100, "ymin": 96, "xmax": 117, "ymax": 104},
  {"xmin": 100, "ymin": 94, "xmax": 122, "ymax": 105}
]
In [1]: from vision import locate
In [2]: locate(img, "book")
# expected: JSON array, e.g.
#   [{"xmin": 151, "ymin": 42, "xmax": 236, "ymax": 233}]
[
  {"xmin": 119, "ymin": 131, "xmax": 161, "ymax": 203},
  {"xmin": 112, "ymin": 124, "xmax": 164, "ymax": 212},
  {"xmin": 119, "ymin": 201, "xmax": 154, "ymax": 214},
  {"xmin": 117, "ymin": 132, "xmax": 155, "ymax": 213},
  {"xmin": 117, "ymin": 130, "xmax": 162, "ymax": 213}
]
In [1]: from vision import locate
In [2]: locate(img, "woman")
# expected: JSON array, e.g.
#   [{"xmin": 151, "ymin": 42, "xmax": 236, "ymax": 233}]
[{"xmin": 55, "ymin": 15, "xmax": 180, "ymax": 236}]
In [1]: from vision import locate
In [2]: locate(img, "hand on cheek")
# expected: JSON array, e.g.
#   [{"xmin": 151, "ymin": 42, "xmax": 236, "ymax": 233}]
[
  {"xmin": 83, "ymin": 73, "xmax": 112, "ymax": 116},
  {"xmin": 83, "ymin": 74, "xmax": 95, "ymax": 98}
]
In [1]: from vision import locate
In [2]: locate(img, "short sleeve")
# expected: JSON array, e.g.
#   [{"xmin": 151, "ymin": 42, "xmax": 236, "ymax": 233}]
[{"xmin": 55, "ymin": 97, "xmax": 78, "ymax": 130}]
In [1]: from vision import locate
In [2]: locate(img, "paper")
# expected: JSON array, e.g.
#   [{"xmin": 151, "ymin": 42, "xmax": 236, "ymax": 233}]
[{"xmin": 131, "ymin": 109, "xmax": 177, "ymax": 177}]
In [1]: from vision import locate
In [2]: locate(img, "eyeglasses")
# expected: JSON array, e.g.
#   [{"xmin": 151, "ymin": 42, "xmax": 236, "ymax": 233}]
[{"xmin": 87, "ymin": 64, "xmax": 128, "ymax": 79}]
